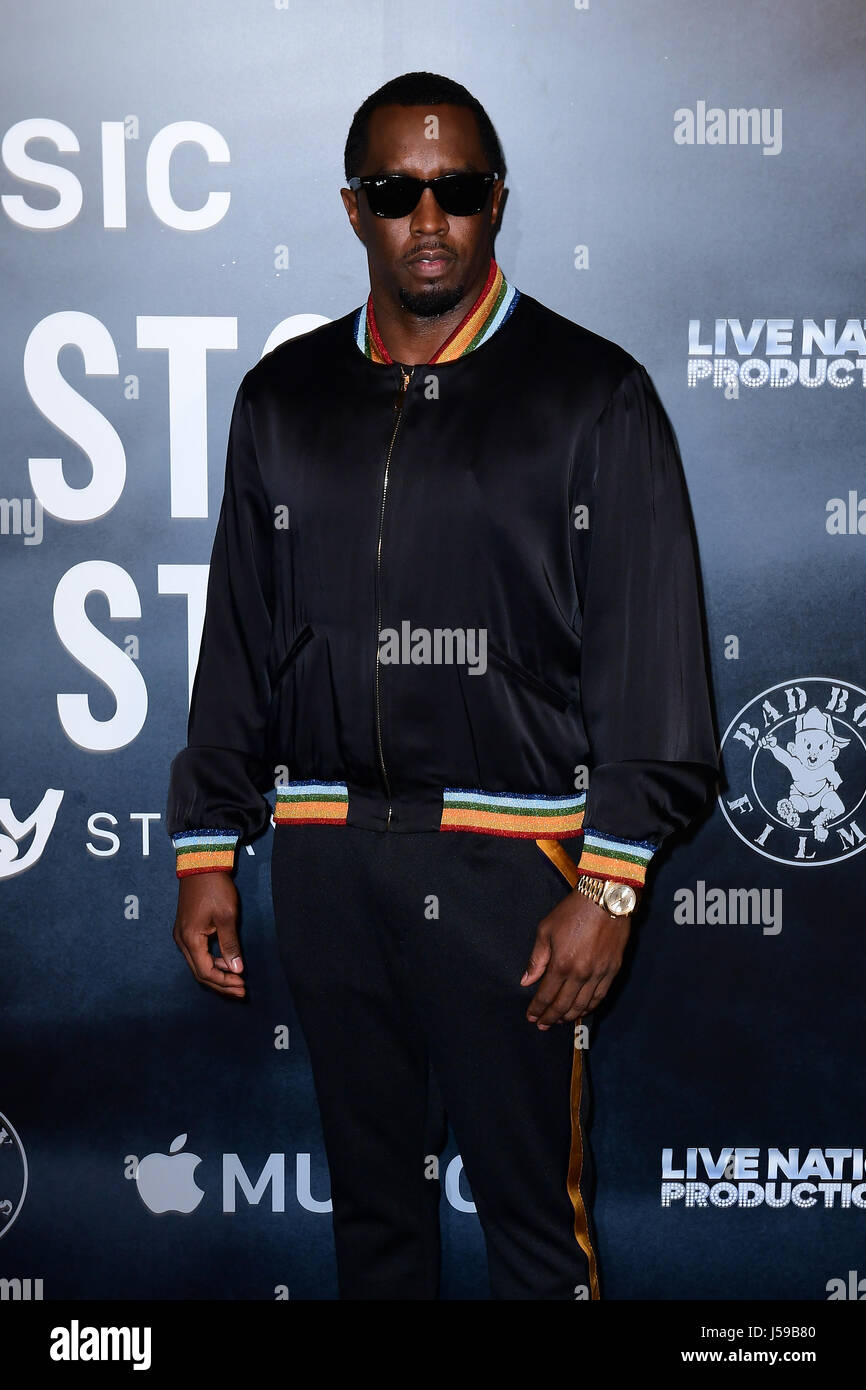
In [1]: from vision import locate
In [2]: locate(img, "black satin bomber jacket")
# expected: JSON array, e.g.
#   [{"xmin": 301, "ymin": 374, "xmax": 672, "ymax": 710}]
[{"xmin": 165, "ymin": 288, "xmax": 720, "ymax": 886}]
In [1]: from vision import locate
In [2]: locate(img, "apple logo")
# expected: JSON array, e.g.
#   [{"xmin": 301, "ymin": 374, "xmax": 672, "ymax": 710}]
[{"xmin": 136, "ymin": 1134, "xmax": 204, "ymax": 1215}]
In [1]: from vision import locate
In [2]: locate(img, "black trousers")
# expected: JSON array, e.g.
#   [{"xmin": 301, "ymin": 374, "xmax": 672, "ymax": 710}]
[{"xmin": 270, "ymin": 822, "xmax": 600, "ymax": 1300}]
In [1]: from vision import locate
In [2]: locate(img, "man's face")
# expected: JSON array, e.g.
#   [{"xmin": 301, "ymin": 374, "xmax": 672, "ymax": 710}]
[{"xmin": 341, "ymin": 103, "xmax": 503, "ymax": 317}]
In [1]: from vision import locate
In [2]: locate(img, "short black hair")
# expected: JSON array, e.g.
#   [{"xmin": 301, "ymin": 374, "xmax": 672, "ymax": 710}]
[{"xmin": 344, "ymin": 71, "xmax": 505, "ymax": 183}]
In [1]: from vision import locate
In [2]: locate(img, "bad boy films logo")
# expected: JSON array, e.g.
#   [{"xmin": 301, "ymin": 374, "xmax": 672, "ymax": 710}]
[
  {"xmin": 721, "ymin": 678, "xmax": 866, "ymax": 866},
  {"xmin": 0, "ymin": 1112, "xmax": 28, "ymax": 1239}
]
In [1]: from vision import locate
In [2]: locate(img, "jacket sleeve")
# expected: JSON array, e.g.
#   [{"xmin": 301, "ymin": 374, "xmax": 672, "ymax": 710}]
[
  {"xmin": 569, "ymin": 360, "xmax": 720, "ymax": 890},
  {"xmin": 165, "ymin": 376, "xmax": 275, "ymax": 877}
]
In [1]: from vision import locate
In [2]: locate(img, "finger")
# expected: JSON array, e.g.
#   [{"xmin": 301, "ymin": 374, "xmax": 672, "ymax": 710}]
[
  {"xmin": 178, "ymin": 933, "xmax": 246, "ymax": 996},
  {"xmin": 563, "ymin": 999, "xmax": 596, "ymax": 1023},
  {"xmin": 520, "ymin": 933, "xmax": 551, "ymax": 987},
  {"xmin": 215, "ymin": 923, "xmax": 244, "ymax": 975},
  {"xmin": 584, "ymin": 981, "xmax": 611, "ymax": 1014},
  {"xmin": 212, "ymin": 953, "xmax": 246, "ymax": 986},
  {"xmin": 567, "ymin": 975, "xmax": 611, "ymax": 1021},
  {"xmin": 530, "ymin": 974, "xmax": 583, "ymax": 1029},
  {"xmin": 526, "ymin": 963, "xmax": 573, "ymax": 1023},
  {"xmin": 202, "ymin": 945, "xmax": 245, "ymax": 989},
  {"xmin": 199, "ymin": 957, "xmax": 246, "ymax": 995},
  {"xmin": 562, "ymin": 1002, "xmax": 586, "ymax": 1022}
]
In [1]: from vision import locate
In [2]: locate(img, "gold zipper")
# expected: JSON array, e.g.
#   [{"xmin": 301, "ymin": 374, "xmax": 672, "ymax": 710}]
[{"xmin": 374, "ymin": 363, "xmax": 414, "ymax": 829}]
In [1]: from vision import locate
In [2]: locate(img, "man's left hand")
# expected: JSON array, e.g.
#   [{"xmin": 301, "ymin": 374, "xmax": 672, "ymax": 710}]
[{"xmin": 520, "ymin": 890, "xmax": 635, "ymax": 1029}]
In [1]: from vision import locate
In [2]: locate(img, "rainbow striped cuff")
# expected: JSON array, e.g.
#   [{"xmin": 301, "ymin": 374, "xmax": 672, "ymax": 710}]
[
  {"xmin": 173, "ymin": 829, "xmax": 239, "ymax": 878},
  {"xmin": 575, "ymin": 827, "xmax": 660, "ymax": 890},
  {"xmin": 274, "ymin": 780, "xmax": 349, "ymax": 825},
  {"xmin": 439, "ymin": 788, "xmax": 585, "ymax": 838}
]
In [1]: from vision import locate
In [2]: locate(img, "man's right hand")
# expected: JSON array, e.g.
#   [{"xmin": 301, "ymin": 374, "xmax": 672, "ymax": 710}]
[{"xmin": 172, "ymin": 872, "xmax": 246, "ymax": 998}]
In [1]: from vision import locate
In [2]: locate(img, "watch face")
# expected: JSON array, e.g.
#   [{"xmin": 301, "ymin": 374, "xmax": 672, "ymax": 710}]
[{"xmin": 602, "ymin": 882, "xmax": 637, "ymax": 915}]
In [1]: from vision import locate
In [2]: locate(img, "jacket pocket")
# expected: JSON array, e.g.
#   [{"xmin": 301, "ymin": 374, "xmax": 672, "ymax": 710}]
[
  {"xmin": 485, "ymin": 640, "xmax": 574, "ymax": 713},
  {"xmin": 265, "ymin": 625, "xmax": 316, "ymax": 770},
  {"xmin": 271, "ymin": 624, "xmax": 315, "ymax": 688}
]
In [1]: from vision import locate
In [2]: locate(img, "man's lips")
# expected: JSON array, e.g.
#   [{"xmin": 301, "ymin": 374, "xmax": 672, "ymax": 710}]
[{"xmin": 406, "ymin": 251, "xmax": 455, "ymax": 277}]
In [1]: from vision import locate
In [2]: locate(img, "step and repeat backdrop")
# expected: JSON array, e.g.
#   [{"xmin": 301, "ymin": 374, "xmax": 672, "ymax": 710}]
[{"xmin": 2, "ymin": 0, "xmax": 864, "ymax": 1302}]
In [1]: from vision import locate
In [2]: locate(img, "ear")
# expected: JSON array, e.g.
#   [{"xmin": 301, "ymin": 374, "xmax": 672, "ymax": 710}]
[
  {"xmin": 340, "ymin": 187, "xmax": 366, "ymax": 246},
  {"xmin": 489, "ymin": 178, "xmax": 506, "ymax": 237},
  {"xmin": 829, "ymin": 745, "xmax": 840, "ymax": 760},
  {"xmin": 786, "ymin": 741, "xmax": 797, "ymax": 755}
]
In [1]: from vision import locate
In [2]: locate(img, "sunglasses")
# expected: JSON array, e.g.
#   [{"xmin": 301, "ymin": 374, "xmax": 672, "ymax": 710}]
[{"xmin": 347, "ymin": 171, "xmax": 499, "ymax": 219}]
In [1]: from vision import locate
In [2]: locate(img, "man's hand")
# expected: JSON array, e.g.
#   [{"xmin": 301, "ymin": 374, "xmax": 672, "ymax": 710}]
[
  {"xmin": 172, "ymin": 872, "xmax": 246, "ymax": 999},
  {"xmin": 520, "ymin": 888, "xmax": 634, "ymax": 1028}
]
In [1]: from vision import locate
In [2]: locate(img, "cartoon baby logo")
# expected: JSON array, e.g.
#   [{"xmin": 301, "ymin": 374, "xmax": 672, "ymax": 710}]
[
  {"xmin": 760, "ymin": 707, "xmax": 848, "ymax": 842},
  {"xmin": 720, "ymin": 678, "xmax": 866, "ymax": 866}
]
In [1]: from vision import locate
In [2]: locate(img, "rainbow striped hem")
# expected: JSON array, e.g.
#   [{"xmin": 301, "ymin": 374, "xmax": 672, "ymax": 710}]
[
  {"xmin": 438, "ymin": 788, "xmax": 586, "ymax": 838},
  {"xmin": 353, "ymin": 258, "xmax": 520, "ymax": 365},
  {"xmin": 575, "ymin": 828, "xmax": 659, "ymax": 890},
  {"xmin": 173, "ymin": 829, "xmax": 239, "ymax": 878},
  {"xmin": 274, "ymin": 780, "xmax": 349, "ymax": 825},
  {"xmin": 173, "ymin": 795, "xmax": 660, "ymax": 888}
]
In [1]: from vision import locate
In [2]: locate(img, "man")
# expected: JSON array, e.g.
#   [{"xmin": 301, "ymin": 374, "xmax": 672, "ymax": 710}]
[{"xmin": 167, "ymin": 71, "xmax": 719, "ymax": 1300}]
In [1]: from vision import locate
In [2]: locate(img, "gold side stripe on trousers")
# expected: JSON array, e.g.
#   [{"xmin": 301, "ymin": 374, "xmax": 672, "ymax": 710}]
[
  {"xmin": 534, "ymin": 836, "xmax": 580, "ymax": 887},
  {"xmin": 538, "ymin": 836, "xmax": 601, "ymax": 1298},
  {"xmin": 568, "ymin": 1040, "xmax": 601, "ymax": 1300}
]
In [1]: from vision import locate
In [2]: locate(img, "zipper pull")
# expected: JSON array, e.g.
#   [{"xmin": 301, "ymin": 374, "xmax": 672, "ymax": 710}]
[{"xmin": 394, "ymin": 364, "xmax": 413, "ymax": 411}]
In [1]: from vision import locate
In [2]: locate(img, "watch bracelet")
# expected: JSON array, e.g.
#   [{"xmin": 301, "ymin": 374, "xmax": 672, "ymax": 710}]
[
  {"xmin": 575, "ymin": 872, "xmax": 607, "ymax": 905},
  {"xmin": 575, "ymin": 872, "xmax": 638, "ymax": 915}
]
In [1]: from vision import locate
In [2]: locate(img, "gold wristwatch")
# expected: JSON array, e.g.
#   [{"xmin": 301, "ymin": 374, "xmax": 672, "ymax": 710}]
[{"xmin": 575, "ymin": 873, "xmax": 637, "ymax": 918}]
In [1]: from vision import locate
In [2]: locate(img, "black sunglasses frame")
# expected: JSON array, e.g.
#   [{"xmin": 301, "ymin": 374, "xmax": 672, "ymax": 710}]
[{"xmin": 347, "ymin": 171, "xmax": 500, "ymax": 219}]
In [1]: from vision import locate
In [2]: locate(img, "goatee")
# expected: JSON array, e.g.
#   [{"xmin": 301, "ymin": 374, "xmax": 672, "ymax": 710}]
[{"xmin": 398, "ymin": 282, "xmax": 466, "ymax": 317}]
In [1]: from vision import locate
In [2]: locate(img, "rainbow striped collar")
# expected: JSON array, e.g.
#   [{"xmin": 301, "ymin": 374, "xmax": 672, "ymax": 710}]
[{"xmin": 353, "ymin": 258, "xmax": 520, "ymax": 365}]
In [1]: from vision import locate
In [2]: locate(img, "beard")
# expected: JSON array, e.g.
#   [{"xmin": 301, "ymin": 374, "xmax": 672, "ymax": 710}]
[{"xmin": 398, "ymin": 282, "xmax": 466, "ymax": 317}]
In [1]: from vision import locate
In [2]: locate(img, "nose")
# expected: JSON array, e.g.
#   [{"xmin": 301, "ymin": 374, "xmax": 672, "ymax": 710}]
[{"xmin": 409, "ymin": 186, "xmax": 448, "ymax": 234}]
